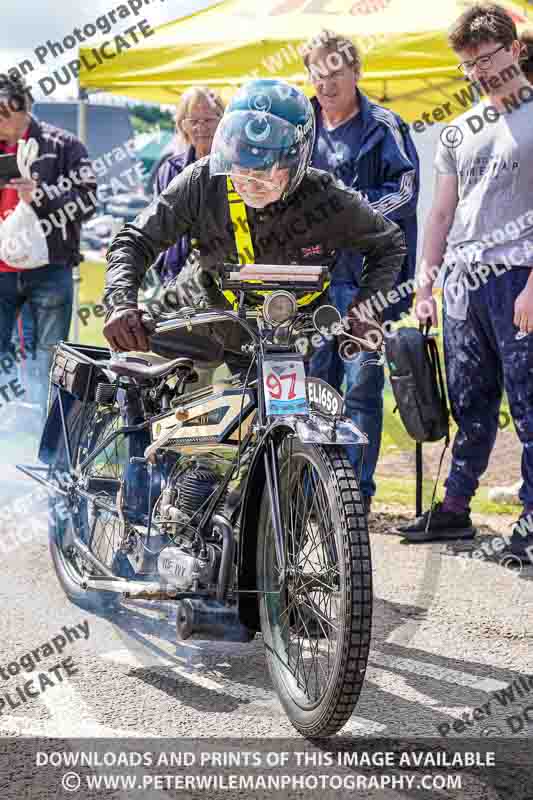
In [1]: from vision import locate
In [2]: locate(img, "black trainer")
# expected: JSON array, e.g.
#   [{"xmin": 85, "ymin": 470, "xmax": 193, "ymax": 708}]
[
  {"xmin": 498, "ymin": 514, "xmax": 533, "ymax": 564},
  {"xmin": 396, "ymin": 501, "xmax": 476, "ymax": 543},
  {"xmin": 363, "ymin": 495, "xmax": 372, "ymax": 516}
]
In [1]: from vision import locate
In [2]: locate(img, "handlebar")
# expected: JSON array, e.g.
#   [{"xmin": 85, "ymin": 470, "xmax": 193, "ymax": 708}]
[
  {"xmin": 140, "ymin": 308, "xmax": 261, "ymax": 343},
  {"xmin": 133, "ymin": 262, "xmax": 331, "ymax": 347},
  {"xmin": 133, "ymin": 303, "xmax": 381, "ymax": 360}
]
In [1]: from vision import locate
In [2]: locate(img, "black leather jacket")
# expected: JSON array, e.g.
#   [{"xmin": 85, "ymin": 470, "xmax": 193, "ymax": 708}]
[{"xmin": 104, "ymin": 157, "xmax": 406, "ymax": 315}]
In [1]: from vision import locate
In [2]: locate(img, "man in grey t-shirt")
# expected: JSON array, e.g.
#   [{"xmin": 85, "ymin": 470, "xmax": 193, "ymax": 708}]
[
  {"xmin": 401, "ymin": 4, "xmax": 533, "ymax": 562},
  {"xmin": 437, "ymin": 97, "xmax": 533, "ymax": 271}
]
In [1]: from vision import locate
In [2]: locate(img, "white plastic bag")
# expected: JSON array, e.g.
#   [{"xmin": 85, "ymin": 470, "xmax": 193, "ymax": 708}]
[{"xmin": 0, "ymin": 138, "xmax": 49, "ymax": 269}]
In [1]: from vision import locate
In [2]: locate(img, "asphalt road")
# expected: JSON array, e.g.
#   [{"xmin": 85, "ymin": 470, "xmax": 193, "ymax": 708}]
[{"xmin": 0, "ymin": 464, "xmax": 532, "ymax": 799}]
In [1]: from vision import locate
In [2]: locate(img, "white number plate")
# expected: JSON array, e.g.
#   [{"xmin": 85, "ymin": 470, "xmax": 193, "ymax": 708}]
[{"xmin": 263, "ymin": 358, "xmax": 309, "ymax": 417}]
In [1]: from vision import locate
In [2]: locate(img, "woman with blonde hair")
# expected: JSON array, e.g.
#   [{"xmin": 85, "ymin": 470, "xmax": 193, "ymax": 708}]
[{"xmin": 153, "ymin": 87, "xmax": 224, "ymax": 285}]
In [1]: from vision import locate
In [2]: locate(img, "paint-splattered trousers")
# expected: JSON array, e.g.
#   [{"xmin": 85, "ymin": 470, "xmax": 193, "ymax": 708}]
[{"xmin": 443, "ymin": 265, "xmax": 533, "ymax": 508}]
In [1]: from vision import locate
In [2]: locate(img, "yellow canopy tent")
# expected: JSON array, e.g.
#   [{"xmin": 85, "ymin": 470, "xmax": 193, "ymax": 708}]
[{"xmin": 79, "ymin": 0, "xmax": 532, "ymax": 122}]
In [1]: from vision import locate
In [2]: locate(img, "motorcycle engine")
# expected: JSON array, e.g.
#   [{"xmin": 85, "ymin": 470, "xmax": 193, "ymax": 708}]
[{"xmin": 156, "ymin": 464, "xmax": 222, "ymax": 590}]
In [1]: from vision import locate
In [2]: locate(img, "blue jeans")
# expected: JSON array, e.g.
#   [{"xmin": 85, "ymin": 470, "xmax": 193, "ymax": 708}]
[
  {"xmin": 0, "ymin": 265, "xmax": 73, "ymax": 420},
  {"xmin": 309, "ymin": 281, "xmax": 385, "ymax": 498},
  {"xmin": 12, "ymin": 303, "xmax": 36, "ymax": 353}
]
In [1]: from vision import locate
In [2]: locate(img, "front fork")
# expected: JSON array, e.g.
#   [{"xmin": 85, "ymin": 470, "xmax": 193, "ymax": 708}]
[
  {"xmin": 263, "ymin": 438, "xmax": 286, "ymax": 583},
  {"xmin": 255, "ymin": 342, "xmax": 287, "ymax": 583}
]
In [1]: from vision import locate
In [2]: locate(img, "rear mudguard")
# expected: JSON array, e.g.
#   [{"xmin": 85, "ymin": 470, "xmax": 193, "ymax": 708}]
[
  {"xmin": 38, "ymin": 386, "xmax": 79, "ymax": 466},
  {"xmin": 236, "ymin": 411, "xmax": 366, "ymax": 631}
]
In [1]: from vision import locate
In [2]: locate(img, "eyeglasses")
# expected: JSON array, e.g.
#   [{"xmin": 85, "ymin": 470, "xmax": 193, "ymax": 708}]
[
  {"xmin": 457, "ymin": 44, "xmax": 507, "ymax": 74},
  {"xmin": 230, "ymin": 169, "xmax": 286, "ymax": 192},
  {"xmin": 307, "ymin": 62, "xmax": 351, "ymax": 83},
  {"xmin": 183, "ymin": 117, "xmax": 220, "ymax": 129}
]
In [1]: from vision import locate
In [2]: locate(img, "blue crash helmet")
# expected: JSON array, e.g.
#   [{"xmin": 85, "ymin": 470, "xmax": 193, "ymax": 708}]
[{"xmin": 209, "ymin": 79, "xmax": 316, "ymax": 200}]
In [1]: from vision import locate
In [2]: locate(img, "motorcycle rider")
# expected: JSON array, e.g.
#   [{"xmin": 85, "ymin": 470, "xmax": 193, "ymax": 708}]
[{"xmin": 103, "ymin": 80, "xmax": 407, "ymax": 369}]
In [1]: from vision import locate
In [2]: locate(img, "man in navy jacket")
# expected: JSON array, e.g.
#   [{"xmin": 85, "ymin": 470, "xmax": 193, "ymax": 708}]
[{"xmin": 305, "ymin": 30, "xmax": 419, "ymax": 512}]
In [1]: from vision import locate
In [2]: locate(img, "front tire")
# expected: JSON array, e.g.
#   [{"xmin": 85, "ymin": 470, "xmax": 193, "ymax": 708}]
[{"xmin": 257, "ymin": 438, "xmax": 372, "ymax": 737}]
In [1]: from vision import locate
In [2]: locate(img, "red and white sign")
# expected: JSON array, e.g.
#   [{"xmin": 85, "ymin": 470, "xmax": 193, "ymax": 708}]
[{"xmin": 263, "ymin": 358, "xmax": 309, "ymax": 416}]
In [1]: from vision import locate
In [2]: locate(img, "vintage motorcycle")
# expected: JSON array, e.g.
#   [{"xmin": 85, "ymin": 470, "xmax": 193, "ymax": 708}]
[{"xmin": 18, "ymin": 263, "xmax": 372, "ymax": 738}]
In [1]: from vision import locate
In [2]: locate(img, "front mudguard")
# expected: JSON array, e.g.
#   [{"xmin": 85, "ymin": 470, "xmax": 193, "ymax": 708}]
[{"xmin": 267, "ymin": 412, "xmax": 368, "ymax": 447}]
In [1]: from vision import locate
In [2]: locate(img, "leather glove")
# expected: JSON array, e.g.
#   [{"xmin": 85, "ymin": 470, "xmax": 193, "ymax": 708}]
[
  {"xmin": 341, "ymin": 300, "xmax": 384, "ymax": 353},
  {"xmin": 103, "ymin": 307, "xmax": 150, "ymax": 353}
]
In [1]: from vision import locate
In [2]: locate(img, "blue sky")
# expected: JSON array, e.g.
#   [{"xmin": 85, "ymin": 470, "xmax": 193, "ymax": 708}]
[{"xmin": 1, "ymin": 0, "xmax": 215, "ymax": 99}]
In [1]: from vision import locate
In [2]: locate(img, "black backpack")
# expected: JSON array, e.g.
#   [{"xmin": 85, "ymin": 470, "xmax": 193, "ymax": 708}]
[
  {"xmin": 385, "ymin": 324, "xmax": 450, "ymax": 516},
  {"xmin": 385, "ymin": 323, "xmax": 449, "ymax": 444}
]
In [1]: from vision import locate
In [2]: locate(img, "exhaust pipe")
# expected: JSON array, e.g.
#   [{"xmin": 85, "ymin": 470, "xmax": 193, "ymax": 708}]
[
  {"xmin": 175, "ymin": 598, "xmax": 253, "ymax": 642},
  {"xmin": 81, "ymin": 576, "xmax": 173, "ymax": 595},
  {"xmin": 212, "ymin": 513, "xmax": 234, "ymax": 603}
]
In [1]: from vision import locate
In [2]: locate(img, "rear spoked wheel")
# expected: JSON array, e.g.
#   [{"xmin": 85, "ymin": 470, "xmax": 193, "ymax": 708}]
[
  {"xmin": 257, "ymin": 438, "xmax": 372, "ymax": 737},
  {"xmin": 49, "ymin": 404, "xmax": 138, "ymax": 611}
]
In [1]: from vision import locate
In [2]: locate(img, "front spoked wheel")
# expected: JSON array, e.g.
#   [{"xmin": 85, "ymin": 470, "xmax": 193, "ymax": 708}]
[{"xmin": 257, "ymin": 438, "xmax": 372, "ymax": 737}]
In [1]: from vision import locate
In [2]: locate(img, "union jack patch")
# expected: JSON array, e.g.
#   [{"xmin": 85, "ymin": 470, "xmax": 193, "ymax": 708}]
[{"xmin": 300, "ymin": 244, "xmax": 323, "ymax": 258}]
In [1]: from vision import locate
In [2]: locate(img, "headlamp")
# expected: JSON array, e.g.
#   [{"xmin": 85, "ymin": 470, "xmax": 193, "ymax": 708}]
[{"xmin": 263, "ymin": 290, "xmax": 297, "ymax": 325}]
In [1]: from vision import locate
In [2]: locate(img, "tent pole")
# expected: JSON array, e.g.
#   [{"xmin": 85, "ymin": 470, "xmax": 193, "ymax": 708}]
[
  {"xmin": 73, "ymin": 87, "xmax": 89, "ymax": 343},
  {"xmin": 77, "ymin": 87, "xmax": 88, "ymax": 145}
]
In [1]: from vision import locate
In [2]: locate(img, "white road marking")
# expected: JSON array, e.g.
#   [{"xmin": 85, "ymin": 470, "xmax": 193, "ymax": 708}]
[
  {"xmin": 39, "ymin": 678, "xmax": 153, "ymax": 737},
  {"xmin": 99, "ymin": 638, "xmax": 508, "ymax": 736},
  {"xmin": 367, "ymin": 667, "xmax": 443, "ymax": 709},
  {"xmin": 102, "ymin": 642, "xmax": 508, "ymax": 730},
  {"xmin": 100, "ymin": 647, "xmax": 170, "ymax": 668},
  {"xmin": 343, "ymin": 716, "xmax": 388, "ymax": 734},
  {"xmin": 369, "ymin": 650, "xmax": 508, "ymax": 693},
  {"xmin": 37, "ymin": 680, "xmax": 173, "ymax": 799},
  {"xmin": 101, "ymin": 647, "xmax": 273, "ymax": 702},
  {"xmin": 0, "ymin": 714, "xmax": 148, "ymax": 738},
  {"xmin": 6, "ymin": 681, "xmax": 167, "ymax": 800},
  {"xmin": 101, "ymin": 648, "xmax": 387, "ymax": 730}
]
